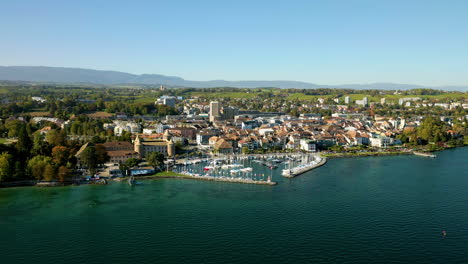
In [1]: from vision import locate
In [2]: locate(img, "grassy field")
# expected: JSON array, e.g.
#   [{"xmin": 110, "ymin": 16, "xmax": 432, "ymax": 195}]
[
  {"xmin": 150, "ymin": 171, "xmax": 186, "ymax": 177},
  {"xmin": 189, "ymin": 91, "xmax": 259, "ymax": 99}
]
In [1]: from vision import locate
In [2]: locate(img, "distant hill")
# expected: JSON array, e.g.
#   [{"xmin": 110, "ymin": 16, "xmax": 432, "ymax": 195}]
[{"xmin": 0, "ymin": 66, "xmax": 466, "ymax": 91}]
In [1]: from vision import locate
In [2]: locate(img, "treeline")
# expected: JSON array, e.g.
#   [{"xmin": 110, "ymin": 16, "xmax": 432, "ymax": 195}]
[
  {"xmin": 398, "ymin": 116, "xmax": 467, "ymax": 147},
  {"xmin": 0, "ymin": 120, "xmax": 78, "ymax": 182},
  {"xmin": 0, "ymin": 116, "xmax": 135, "ymax": 182}
]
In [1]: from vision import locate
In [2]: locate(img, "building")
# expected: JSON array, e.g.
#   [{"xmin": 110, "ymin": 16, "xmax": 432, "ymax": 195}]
[
  {"xmin": 134, "ymin": 135, "xmax": 174, "ymax": 158},
  {"xmin": 221, "ymin": 106, "xmax": 239, "ymax": 120},
  {"xmin": 369, "ymin": 136, "xmax": 394, "ymax": 147},
  {"xmin": 344, "ymin": 96, "xmax": 351, "ymax": 104},
  {"xmin": 399, "ymin": 97, "xmax": 421, "ymax": 105},
  {"xmin": 380, "ymin": 98, "xmax": 386, "ymax": 105},
  {"xmin": 102, "ymin": 141, "xmax": 139, "ymax": 164},
  {"xmin": 300, "ymin": 139, "xmax": 317, "ymax": 152},
  {"xmin": 209, "ymin": 101, "xmax": 221, "ymax": 122},
  {"xmin": 156, "ymin": 96, "xmax": 177, "ymax": 107},
  {"xmin": 214, "ymin": 138, "xmax": 234, "ymax": 154},
  {"xmin": 167, "ymin": 127, "xmax": 197, "ymax": 139},
  {"xmin": 197, "ymin": 129, "xmax": 219, "ymax": 147},
  {"xmin": 113, "ymin": 121, "xmax": 141, "ymax": 136},
  {"xmin": 355, "ymin": 97, "xmax": 368, "ymax": 107}
]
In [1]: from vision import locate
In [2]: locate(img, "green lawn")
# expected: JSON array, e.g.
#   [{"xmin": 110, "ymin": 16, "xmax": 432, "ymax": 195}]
[
  {"xmin": 149, "ymin": 171, "xmax": 186, "ymax": 177},
  {"xmin": 192, "ymin": 91, "xmax": 259, "ymax": 99}
]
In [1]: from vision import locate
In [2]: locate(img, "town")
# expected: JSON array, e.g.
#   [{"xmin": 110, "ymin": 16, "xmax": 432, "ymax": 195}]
[{"xmin": 0, "ymin": 84, "xmax": 467, "ymax": 186}]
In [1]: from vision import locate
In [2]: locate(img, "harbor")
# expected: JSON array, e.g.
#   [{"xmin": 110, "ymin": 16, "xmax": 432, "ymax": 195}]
[{"xmin": 172, "ymin": 153, "xmax": 326, "ymax": 185}]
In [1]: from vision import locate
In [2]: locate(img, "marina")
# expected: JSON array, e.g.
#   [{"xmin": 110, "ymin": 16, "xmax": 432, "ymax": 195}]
[{"xmin": 173, "ymin": 153, "xmax": 326, "ymax": 185}]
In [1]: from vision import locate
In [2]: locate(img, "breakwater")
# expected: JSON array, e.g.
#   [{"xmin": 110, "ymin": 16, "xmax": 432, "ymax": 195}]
[
  {"xmin": 178, "ymin": 173, "xmax": 277, "ymax": 185},
  {"xmin": 282, "ymin": 156, "xmax": 327, "ymax": 178},
  {"xmin": 114, "ymin": 174, "xmax": 277, "ymax": 185}
]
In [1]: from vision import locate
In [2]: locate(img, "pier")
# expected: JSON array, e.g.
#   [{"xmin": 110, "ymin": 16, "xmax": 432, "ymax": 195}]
[
  {"xmin": 178, "ymin": 172, "xmax": 277, "ymax": 185},
  {"xmin": 282, "ymin": 155, "xmax": 327, "ymax": 178}
]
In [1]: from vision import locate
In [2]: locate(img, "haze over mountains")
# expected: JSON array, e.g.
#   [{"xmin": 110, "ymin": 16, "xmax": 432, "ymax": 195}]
[{"xmin": 0, "ymin": 66, "xmax": 466, "ymax": 91}]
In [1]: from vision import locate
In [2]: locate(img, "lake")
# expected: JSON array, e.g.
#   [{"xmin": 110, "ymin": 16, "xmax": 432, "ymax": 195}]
[{"xmin": 1, "ymin": 147, "xmax": 467, "ymax": 264}]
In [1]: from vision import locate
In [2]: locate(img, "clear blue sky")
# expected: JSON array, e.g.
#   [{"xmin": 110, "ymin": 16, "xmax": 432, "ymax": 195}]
[{"xmin": 1, "ymin": 0, "xmax": 467, "ymax": 86}]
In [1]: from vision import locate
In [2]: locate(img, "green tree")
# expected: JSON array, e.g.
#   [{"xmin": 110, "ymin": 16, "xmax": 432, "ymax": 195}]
[
  {"xmin": 0, "ymin": 152, "xmax": 13, "ymax": 182},
  {"xmin": 43, "ymin": 164, "xmax": 56, "ymax": 181},
  {"xmin": 27, "ymin": 155, "xmax": 53, "ymax": 180},
  {"xmin": 80, "ymin": 146, "xmax": 97, "ymax": 174},
  {"xmin": 45, "ymin": 129, "xmax": 66, "ymax": 146},
  {"xmin": 16, "ymin": 124, "xmax": 32, "ymax": 155},
  {"xmin": 95, "ymin": 144, "xmax": 110, "ymax": 164},
  {"xmin": 241, "ymin": 147, "xmax": 250, "ymax": 154},
  {"xmin": 147, "ymin": 152, "xmax": 164, "ymax": 169},
  {"xmin": 125, "ymin": 158, "xmax": 140, "ymax": 168},
  {"xmin": 32, "ymin": 133, "xmax": 50, "ymax": 156}
]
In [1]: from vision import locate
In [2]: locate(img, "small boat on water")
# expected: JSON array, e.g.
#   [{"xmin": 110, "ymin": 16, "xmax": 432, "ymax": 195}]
[{"xmin": 413, "ymin": 151, "xmax": 436, "ymax": 158}]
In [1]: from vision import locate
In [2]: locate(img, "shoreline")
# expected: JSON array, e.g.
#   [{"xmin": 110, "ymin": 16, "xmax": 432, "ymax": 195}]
[
  {"xmin": 322, "ymin": 151, "xmax": 412, "ymax": 159},
  {"xmin": 2, "ymin": 146, "xmax": 466, "ymax": 189}
]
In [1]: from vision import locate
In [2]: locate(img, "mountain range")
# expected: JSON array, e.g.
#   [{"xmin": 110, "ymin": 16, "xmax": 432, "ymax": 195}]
[{"xmin": 0, "ymin": 66, "xmax": 466, "ymax": 91}]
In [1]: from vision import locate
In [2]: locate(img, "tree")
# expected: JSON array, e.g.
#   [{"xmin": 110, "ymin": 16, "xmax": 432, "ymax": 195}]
[
  {"xmin": 95, "ymin": 144, "xmax": 110, "ymax": 164},
  {"xmin": 80, "ymin": 146, "xmax": 97, "ymax": 174},
  {"xmin": 32, "ymin": 133, "xmax": 50, "ymax": 156},
  {"xmin": 43, "ymin": 164, "xmax": 56, "ymax": 181},
  {"xmin": 147, "ymin": 152, "xmax": 164, "ymax": 170},
  {"xmin": 27, "ymin": 155, "xmax": 53, "ymax": 180},
  {"xmin": 57, "ymin": 166, "xmax": 69, "ymax": 182},
  {"xmin": 125, "ymin": 158, "xmax": 140, "ymax": 168},
  {"xmin": 5, "ymin": 120, "xmax": 23, "ymax": 137},
  {"xmin": 16, "ymin": 124, "xmax": 32, "ymax": 155},
  {"xmin": 0, "ymin": 152, "xmax": 13, "ymax": 182},
  {"xmin": 45, "ymin": 129, "xmax": 66, "ymax": 146},
  {"xmin": 51, "ymin": 146, "xmax": 70, "ymax": 166}
]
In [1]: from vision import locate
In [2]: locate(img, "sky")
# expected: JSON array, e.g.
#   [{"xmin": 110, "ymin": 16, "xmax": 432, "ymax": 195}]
[{"xmin": 1, "ymin": 0, "xmax": 468, "ymax": 86}]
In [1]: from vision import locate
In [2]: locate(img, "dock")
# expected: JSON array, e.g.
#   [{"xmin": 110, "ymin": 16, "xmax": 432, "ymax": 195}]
[
  {"xmin": 413, "ymin": 151, "xmax": 436, "ymax": 158},
  {"xmin": 282, "ymin": 156, "xmax": 327, "ymax": 178},
  {"xmin": 178, "ymin": 173, "xmax": 277, "ymax": 185}
]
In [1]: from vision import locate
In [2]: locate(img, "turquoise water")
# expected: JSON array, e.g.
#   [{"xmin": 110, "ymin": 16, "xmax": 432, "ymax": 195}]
[{"xmin": 1, "ymin": 148, "xmax": 467, "ymax": 264}]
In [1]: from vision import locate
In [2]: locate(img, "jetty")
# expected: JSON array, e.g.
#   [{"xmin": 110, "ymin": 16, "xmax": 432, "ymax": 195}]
[
  {"xmin": 413, "ymin": 151, "xmax": 436, "ymax": 158},
  {"xmin": 178, "ymin": 172, "xmax": 276, "ymax": 185},
  {"xmin": 282, "ymin": 155, "xmax": 327, "ymax": 178}
]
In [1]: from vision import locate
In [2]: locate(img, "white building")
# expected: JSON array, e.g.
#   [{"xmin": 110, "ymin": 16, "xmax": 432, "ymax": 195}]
[
  {"xmin": 369, "ymin": 136, "xmax": 394, "ymax": 147},
  {"xmin": 113, "ymin": 121, "xmax": 141, "ymax": 136},
  {"xmin": 399, "ymin": 97, "xmax": 421, "ymax": 105},
  {"xmin": 355, "ymin": 97, "xmax": 368, "ymax": 107},
  {"xmin": 344, "ymin": 96, "xmax": 351, "ymax": 104},
  {"xmin": 300, "ymin": 139, "xmax": 316, "ymax": 152},
  {"xmin": 156, "ymin": 96, "xmax": 177, "ymax": 107}
]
